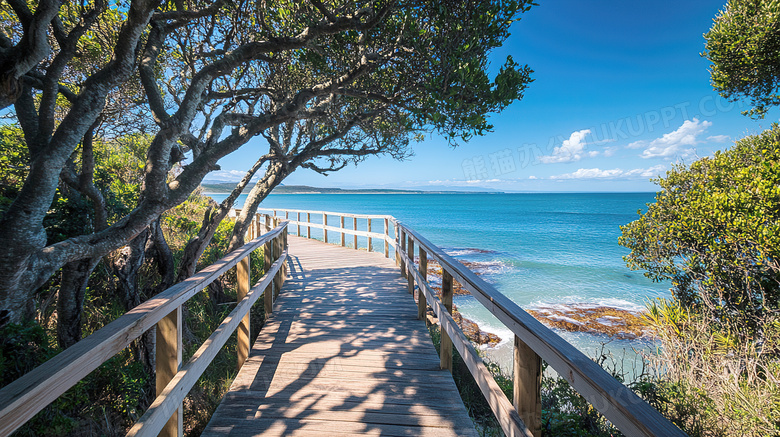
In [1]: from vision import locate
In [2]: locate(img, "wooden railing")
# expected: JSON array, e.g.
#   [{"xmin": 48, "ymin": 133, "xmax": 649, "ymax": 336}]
[
  {"xmin": 268, "ymin": 209, "xmax": 686, "ymax": 437},
  {"xmin": 258, "ymin": 208, "xmax": 395, "ymax": 257},
  {"xmin": 0, "ymin": 215, "xmax": 289, "ymax": 437}
]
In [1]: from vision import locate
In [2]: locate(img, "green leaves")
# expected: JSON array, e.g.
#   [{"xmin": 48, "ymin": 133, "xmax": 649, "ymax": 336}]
[
  {"xmin": 704, "ymin": 0, "xmax": 780, "ymax": 118},
  {"xmin": 620, "ymin": 124, "xmax": 780, "ymax": 325}
]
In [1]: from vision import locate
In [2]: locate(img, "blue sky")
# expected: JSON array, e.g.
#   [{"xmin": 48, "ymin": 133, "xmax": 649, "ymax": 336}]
[{"xmin": 212, "ymin": 0, "xmax": 778, "ymax": 192}]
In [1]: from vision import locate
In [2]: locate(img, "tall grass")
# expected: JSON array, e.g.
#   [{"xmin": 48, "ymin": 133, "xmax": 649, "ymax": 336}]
[{"xmin": 641, "ymin": 298, "xmax": 780, "ymax": 436}]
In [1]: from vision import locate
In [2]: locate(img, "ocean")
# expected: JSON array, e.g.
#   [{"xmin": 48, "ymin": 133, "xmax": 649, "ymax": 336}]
[{"xmin": 208, "ymin": 192, "xmax": 669, "ymax": 371}]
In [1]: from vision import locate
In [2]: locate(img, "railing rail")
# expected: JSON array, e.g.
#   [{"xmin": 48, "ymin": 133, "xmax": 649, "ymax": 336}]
[
  {"xmin": 258, "ymin": 208, "xmax": 395, "ymax": 255},
  {"xmin": 0, "ymin": 216, "xmax": 289, "ymax": 437},
  {"xmin": 271, "ymin": 209, "xmax": 686, "ymax": 437}
]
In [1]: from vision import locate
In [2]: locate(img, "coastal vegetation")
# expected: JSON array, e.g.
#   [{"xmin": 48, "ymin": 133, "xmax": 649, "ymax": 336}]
[
  {"xmin": 613, "ymin": 1, "xmax": 780, "ymax": 433},
  {"xmin": 620, "ymin": 125, "xmax": 780, "ymax": 436},
  {"xmin": 0, "ymin": 0, "xmax": 534, "ymax": 434},
  {"xmin": 0, "ymin": 0, "xmax": 533, "ymax": 338}
]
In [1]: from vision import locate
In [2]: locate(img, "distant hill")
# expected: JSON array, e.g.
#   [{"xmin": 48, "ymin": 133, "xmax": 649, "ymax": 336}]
[{"xmin": 200, "ymin": 183, "xmax": 501, "ymax": 195}]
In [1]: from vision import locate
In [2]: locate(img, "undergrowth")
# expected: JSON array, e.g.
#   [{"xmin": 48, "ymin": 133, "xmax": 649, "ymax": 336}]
[{"xmin": 1, "ymin": 191, "xmax": 273, "ymax": 436}]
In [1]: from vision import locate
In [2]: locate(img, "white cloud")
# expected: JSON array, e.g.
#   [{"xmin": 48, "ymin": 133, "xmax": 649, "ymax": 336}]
[
  {"xmin": 540, "ymin": 129, "xmax": 592, "ymax": 163},
  {"xmin": 707, "ymin": 134, "xmax": 729, "ymax": 143},
  {"xmin": 427, "ymin": 178, "xmax": 500, "ymax": 185},
  {"xmin": 551, "ymin": 165, "xmax": 666, "ymax": 180},
  {"xmin": 206, "ymin": 169, "xmax": 254, "ymax": 182},
  {"xmin": 528, "ymin": 175, "xmax": 537, "ymax": 180},
  {"xmin": 631, "ymin": 118, "xmax": 711, "ymax": 159}
]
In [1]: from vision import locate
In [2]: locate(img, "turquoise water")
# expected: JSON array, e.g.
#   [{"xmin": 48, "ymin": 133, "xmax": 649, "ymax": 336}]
[{"xmin": 209, "ymin": 192, "xmax": 668, "ymax": 369}]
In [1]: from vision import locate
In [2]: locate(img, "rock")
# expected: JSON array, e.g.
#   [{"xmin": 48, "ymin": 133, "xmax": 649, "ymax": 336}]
[{"xmin": 527, "ymin": 305, "xmax": 650, "ymax": 339}]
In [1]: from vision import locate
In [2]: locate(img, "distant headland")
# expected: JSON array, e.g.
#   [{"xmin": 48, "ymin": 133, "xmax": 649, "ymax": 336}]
[{"xmin": 200, "ymin": 182, "xmax": 503, "ymax": 195}]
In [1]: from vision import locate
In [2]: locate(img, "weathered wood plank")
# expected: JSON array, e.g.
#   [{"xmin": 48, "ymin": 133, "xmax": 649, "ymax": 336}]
[
  {"xmin": 514, "ymin": 335, "xmax": 542, "ymax": 436},
  {"xmin": 156, "ymin": 307, "xmax": 182, "ymax": 437},
  {"xmin": 202, "ymin": 236, "xmax": 477, "ymax": 437}
]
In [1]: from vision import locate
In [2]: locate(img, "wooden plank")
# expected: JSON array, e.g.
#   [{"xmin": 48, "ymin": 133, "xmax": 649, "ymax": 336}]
[
  {"xmin": 323, "ymin": 213, "xmax": 328, "ymax": 243},
  {"xmin": 202, "ymin": 236, "xmax": 476, "ymax": 437},
  {"xmin": 399, "ymin": 229, "xmax": 406, "ymax": 279},
  {"xmin": 398, "ymin": 223, "xmax": 685, "ymax": 437},
  {"xmin": 394, "ymin": 223, "xmax": 400, "ymax": 266},
  {"xmin": 156, "ymin": 307, "xmax": 182, "ymax": 437},
  {"xmin": 205, "ymin": 418, "xmax": 476, "ymax": 437},
  {"xmin": 399, "ymin": 249, "xmax": 530, "ymax": 437},
  {"xmin": 258, "ymin": 207, "xmax": 393, "ymax": 221},
  {"xmin": 340, "ymin": 215, "xmax": 345, "ymax": 247},
  {"xmin": 273, "ymin": 237, "xmax": 282, "ymax": 299},
  {"xmin": 440, "ymin": 269, "xmax": 453, "ymax": 373},
  {"xmin": 353, "ymin": 217, "xmax": 358, "ymax": 249},
  {"xmin": 406, "ymin": 235, "xmax": 415, "ymax": 295},
  {"xmin": 514, "ymin": 336, "xmax": 542, "ymax": 436},
  {"xmin": 283, "ymin": 220, "xmax": 386, "ymax": 241},
  {"xmin": 264, "ymin": 237, "xmax": 273, "ymax": 314},
  {"xmin": 237, "ymin": 255, "xmax": 251, "ymax": 370},
  {"xmin": 418, "ymin": 250, "xmax": 428, "ymax": 322},
  {"xmin": 128, "ymin": 251, "xmax": 287, "ymax": 437},
  {"xmin": 384, "ymin": 218, "xmax": 389, "ymax": 258},
  {"xmin": 368, "ymin": 218, "xmax": 373, "ymax": 252},
  {"xmin": 0, "ymin": 224, "xmax": 287, "ymax": 437}
]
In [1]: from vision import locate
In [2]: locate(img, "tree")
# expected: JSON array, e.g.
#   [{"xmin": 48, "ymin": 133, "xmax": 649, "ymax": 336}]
[
  {"xmin": 703, "ymin": 0, "xmax": 780, "ymax": 118},
  {"xmin": 0, "ymin": 0, "xmax": 535, "ymax": 337},
  {"xmin": 619, "ymin": 125, "xmax": 780, "ymax": 326}
]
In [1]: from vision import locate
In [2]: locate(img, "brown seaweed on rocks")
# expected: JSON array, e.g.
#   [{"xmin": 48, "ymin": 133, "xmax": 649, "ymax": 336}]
[
  {"xmin": 414, "ymin": 256, "xmax": 651, "ymax": 346},
  {"xmin": 527, "ymin": 304, "xmax": 651, "ymax": 340}
]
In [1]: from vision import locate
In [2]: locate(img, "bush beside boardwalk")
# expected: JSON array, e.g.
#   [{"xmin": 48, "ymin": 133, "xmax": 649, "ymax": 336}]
[{"xmin": 0, "ymin": 191, "xmax": 270, "ymax": 436}]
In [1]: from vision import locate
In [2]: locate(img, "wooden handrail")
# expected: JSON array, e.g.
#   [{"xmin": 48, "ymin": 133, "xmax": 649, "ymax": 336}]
[
  {"xmin": 259, "ymin": 207, "xmax": 393, "ymax": 221},
  {"xmin": 281, "ymin": 209, "xmax": 686, "ymax": 437},
  {"xmin": 127, "ymin": 249, "xmax": 288, "ymax": 436},
  {"xmin": 396, "ymin": 222, "xmax": 686, "ymax": 437},
  {"xmin": 265, "ymin": 209, "xmax": 396, "ymax": 256},
  {"xmin": 0, "ymin": 219, "xmax": 289, "ymax": 437}
]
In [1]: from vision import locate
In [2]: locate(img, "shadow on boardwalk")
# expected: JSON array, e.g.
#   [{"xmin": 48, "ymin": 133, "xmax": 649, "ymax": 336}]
[{"xmin": 201, "ymin": 236, "xmax": 477, "ymax": 436}]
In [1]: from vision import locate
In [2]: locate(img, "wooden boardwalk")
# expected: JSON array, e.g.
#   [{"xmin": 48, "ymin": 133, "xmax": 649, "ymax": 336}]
[{"xmin": 201, "ymin": 236, "xmax": 477, "ymax": 436}]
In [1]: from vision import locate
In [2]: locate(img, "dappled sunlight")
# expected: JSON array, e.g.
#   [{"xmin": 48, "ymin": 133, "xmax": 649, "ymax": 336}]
[{"xmin": 201, "ymin": 236, "xmax": 475, "ymax": 436}]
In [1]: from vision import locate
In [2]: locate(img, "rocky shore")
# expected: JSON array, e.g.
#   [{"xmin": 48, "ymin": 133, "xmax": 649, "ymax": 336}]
[
  {"xmin": 420, "ymin": 252, "xmax": 651, "ymax": 347},
  {"xmin": 527, "ymin": 304, "xmax": 650, "ymax": 340}
]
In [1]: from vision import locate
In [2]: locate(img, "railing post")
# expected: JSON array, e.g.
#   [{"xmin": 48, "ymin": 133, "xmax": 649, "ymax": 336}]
[
  {"xmin": 440, "ymin": 270, "xmax": 453, "ymax": 373},
  {"xmin": 306, "ymin": 212, "xmax": 311, "ymax": 238},
  {"xmin": 384, "ymin": 218, "xmax": 389, "ymax": 258},
  {"xmin": 237, "ymin": 252, "xmax": 250, "ymax": 369},
  {"xmin": 323, "ymin": 213, "xmax": 328, "ymax": 243},
  {"xmin": 282, "ymin": 226, "xmax": 288, "ymax": 281},
  {"xmin": 514, "ymin": 336, "xmax": 542, "ymax": 436},
  {"xmin": 400, "ymin": 228, "xmax": 407, "ymax": 279},
  {"xmin": 368, "ymin": 218, "xmax": 373, "ymax": 253},
  {"xmin": 418, "ymin": 249, "xmax": 427, "ymax": 322},
  {"xmin": 394, "ymin": 223, "xmax": 400, "ymax": 266},
  {"xmin": 297, "ymin": 212, "xmax": 301, "ymax": 236},
  {"xmin": 353, "ymin": 217, "xmax": 358, "ymax": 250},
  {"xmin": 156, "ymin": 306, "xmax": 182, "ymax": 437},
  {"xmin": 264, "ymin": 232, "xmax": 273, "ymax": 315},
  {"xmin": 274, "ymin": 234, "xmax": 282, "ymax": 299},
  {"xmin": 265, "ymin": 214, "xmax": 271, "ymax": 232},
  {"xmin": 406, "ymin": 235, "xmax": 414, "ymax": 295},
  {"xmin": 340, "ymin": 215, "xmax": 345, "ymax": 247}
]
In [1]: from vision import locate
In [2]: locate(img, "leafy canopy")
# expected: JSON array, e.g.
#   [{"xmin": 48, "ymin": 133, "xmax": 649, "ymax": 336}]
[
  {"xmin": 703, "ymin": 0, "xmax": 780, "ymax": 118},
  {"xmin": 619, "ymin": 125, "xmax": 780, "ymax": 322}
]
